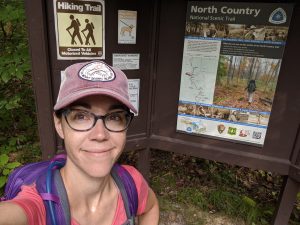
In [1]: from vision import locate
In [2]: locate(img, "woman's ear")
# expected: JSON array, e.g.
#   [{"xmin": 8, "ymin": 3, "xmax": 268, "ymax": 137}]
[{"xmin": 53, "ymin": 112, "xmax": 65, "ymax": 139}]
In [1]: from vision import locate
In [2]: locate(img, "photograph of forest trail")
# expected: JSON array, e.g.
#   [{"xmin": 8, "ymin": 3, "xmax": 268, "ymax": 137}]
[{"xmin": 213, "ymin": 55, "xmax": 281, "ymax": 112}]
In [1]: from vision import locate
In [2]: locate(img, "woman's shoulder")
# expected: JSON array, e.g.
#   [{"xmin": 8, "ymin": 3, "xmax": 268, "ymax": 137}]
[
  {"xmin": 8, "ymin": 184, "xmax": 46, "ymax": 225},
  {"xmin": 120, "ymin": 165, "xmax": 147, "ymax": 185},
  {"xmin": 119, "ymin": 165, "xmax": 149, "ymax": 215},
  {"xmin": 121, "ymin": 165, "xmax": 141, "ymax": 175}
]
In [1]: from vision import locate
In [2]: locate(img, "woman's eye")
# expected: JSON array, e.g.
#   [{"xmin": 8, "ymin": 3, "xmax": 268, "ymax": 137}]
[
  {"xmin": 108, "ymin": 113, "xmax": 123, "ymax": 121},
  {"xmin": 75, "ymin": 113, "xmax": 86, "ymax": 120},
  {"xmin": 72, "ymin": 111, "xmax": 90, "ymax": 121}
]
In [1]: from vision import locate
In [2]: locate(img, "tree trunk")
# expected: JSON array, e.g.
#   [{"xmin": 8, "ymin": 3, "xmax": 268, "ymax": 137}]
[
  {"xmin": 226, "ymin": 56, "xmax": 233, "ymax": 86},
  {"xmin": 248, "ymin": 57, "xmax": 256, "ymax": 81}
]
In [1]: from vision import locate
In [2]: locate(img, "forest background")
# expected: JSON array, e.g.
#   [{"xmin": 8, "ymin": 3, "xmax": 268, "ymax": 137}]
[
  {"xmin": 214, "ymin": 55, "xmax": 281, "ymax": 112},
  {"xmin": 0, "ymin": 1, "xmax": 299, "ymax": 224}
]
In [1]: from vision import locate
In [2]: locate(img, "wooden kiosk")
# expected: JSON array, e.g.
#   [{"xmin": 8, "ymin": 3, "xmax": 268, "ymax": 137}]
[{"xmin": 25, "ymin": 0, "xmax": 300, "ymax": 224}]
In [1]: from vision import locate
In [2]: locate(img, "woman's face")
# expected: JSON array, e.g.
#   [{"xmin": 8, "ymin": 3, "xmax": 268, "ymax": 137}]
[{"xmin": 54, "ymin": 95, "xmax": 127, "ymax": 178}]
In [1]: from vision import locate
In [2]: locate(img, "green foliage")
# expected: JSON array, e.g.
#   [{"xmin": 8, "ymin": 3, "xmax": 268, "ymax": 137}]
[
  {"xmin": 0, "ymin": 154, "xmax": 21, "ymax": 188},
  {"xmin": 0, "ymin": 1, "xmax": 40, "ymax": 193},
  {"xmin": 209, "ymin": 189, "xmax": 242, "ymax": 216},
  {"xmin": 177, "ymin": 187, "xmax": 207, "ymax": 209}
]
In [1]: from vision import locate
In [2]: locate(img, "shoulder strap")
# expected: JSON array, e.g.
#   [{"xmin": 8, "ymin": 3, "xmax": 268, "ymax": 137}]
[
  {"xmin": 36, "ymin": 155, "xmax": 69, "ymax": 225},
  {"xmin": 38, "ymin": 159, "xmax": 138, "ymax": 225},
  {"xmin": 111, "ymin": 164, "xmax": 138, "ymax": 224}
]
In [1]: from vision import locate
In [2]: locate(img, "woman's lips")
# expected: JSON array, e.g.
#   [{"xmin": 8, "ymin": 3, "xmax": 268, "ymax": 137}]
[{"xmin": 81, "ymin": 148, "xmax": 113, "ymax": 157}]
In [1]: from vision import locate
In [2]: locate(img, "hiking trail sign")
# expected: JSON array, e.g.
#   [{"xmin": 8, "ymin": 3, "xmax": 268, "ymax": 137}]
[{"xmin": 53, "ymin": 0, "xmax": 105, "ymax": 60}]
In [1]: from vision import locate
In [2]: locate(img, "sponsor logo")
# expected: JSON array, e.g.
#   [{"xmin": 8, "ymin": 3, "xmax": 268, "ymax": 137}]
[
  {"xmin": 228, "ymin": 127, "xmax": 237, "ymax": 135},
  {"xmin": 252, "ymin": 131, "xmax": 262, "ymax": 139},
  {"xmin": 269, "ymin": 8, "xmax": 287, "ymax": 24},
  {"xmin": 217, "ymin": 124, "xmax": 226, "ymax": 134},
  {"xmin": 239, "ymin": 129, "xmax": 250, "ymax": 137}
]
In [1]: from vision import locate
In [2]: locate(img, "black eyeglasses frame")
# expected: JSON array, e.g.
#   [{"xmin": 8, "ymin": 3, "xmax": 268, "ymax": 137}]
[{"xmin": 62, "ymin": 108, "xmax": 134, "ymax": 132}]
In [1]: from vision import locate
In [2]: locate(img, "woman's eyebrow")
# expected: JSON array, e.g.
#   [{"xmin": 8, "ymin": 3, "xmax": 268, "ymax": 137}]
[
  {"xmin": 69, "ymin": 102, "xmax": 91, "ymax": 109},
  {"xmin": 109, "ymin": 104, "xmax": 128, "ymax": 111}
]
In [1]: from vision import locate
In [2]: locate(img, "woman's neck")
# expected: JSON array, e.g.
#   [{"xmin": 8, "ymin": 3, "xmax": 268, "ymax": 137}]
[{"xmin": 60, "ymin": 160, "xmax": 117, "ymax": 211}]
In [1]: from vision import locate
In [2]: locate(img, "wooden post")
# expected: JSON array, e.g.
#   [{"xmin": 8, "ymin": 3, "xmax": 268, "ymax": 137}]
[
  {"xmin": 137, "ymin": 148, "xmax": 151, "ymax": 182},
  {"xmin": 272, "ymin": 176, "xmax": 300, "ymax": 225},
  {"xmin": 24, "ymin": 0, "xmax": 56, "ymax": 159}
]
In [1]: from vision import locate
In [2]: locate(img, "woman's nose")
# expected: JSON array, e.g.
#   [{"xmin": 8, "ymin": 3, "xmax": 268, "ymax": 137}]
[{"xmin": 88, "ymin": 119, "xmax": 109, "ymax": 140}]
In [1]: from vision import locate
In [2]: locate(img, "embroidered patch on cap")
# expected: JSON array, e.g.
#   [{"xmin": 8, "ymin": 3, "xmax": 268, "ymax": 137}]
[{"xmin": 79, "ymin": 61, "xmax": 115, "ymax": 82}]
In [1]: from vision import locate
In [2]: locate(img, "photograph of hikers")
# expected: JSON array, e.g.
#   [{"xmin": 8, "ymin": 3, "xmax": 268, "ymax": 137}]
[{"xmin": 213, "ymin": 55, "xmax": 282, "ymax": 112}]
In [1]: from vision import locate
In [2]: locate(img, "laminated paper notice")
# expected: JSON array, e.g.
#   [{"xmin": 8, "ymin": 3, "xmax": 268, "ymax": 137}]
[
  {"xmin": 128, "ymin": 79, "xmax": 140, "ymax": 115},
  {"xmin": 112, "ymin": 53, "xmax": 140, "ymax": 70},
  {"xmin": 118, "ymin": 10, "xmax": 137, "ymax": 44}
]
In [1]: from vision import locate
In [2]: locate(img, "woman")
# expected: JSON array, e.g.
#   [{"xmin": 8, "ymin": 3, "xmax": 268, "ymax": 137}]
[{"xmin": 0, "ymin": 60, "xmax": 159, "ymax": 225}]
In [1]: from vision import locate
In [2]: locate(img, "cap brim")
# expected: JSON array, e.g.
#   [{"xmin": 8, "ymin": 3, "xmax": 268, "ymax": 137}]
[{"xmin": 54, "ymin": 88, "xmax": 137, "ymax": 114}]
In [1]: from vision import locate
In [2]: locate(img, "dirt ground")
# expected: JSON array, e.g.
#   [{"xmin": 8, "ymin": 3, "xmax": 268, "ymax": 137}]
[
  {"xmin": 145, "ymin": 151, "xmax": 248, "ymax": 225},
  {"xmin": 158, "ymin": 201, "xmax": 246, "ymax": 225},
  {"xmin": 213, "ymin": 85, "xmax": 272, "ymax": 112}
]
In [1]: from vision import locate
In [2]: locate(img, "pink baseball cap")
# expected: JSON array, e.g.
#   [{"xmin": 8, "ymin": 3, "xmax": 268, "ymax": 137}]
[{"xmin": 54, "ymin": 60, "xmax": 137, "ymax": 113}]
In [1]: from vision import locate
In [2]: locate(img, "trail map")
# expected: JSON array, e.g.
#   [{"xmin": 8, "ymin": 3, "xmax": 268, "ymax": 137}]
[{"xmin": 177, "ymin": 1, "xmax": 293, "ymax": 146}]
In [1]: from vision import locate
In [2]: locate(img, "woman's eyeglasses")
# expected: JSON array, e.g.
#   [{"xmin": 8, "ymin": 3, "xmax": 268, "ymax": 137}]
[{"xmin": 62, "ymin": 108, "xmax": 134, "ymax": 132}]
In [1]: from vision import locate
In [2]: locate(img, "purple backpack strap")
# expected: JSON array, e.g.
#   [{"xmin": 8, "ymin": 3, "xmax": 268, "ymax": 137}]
[
  {"xmin": 111, "ymin": 164, "xmax": 138, "ymax": 224},
  {"xmin": 36, "ymin": 154, "xmax": 70, "ymax": 225}
]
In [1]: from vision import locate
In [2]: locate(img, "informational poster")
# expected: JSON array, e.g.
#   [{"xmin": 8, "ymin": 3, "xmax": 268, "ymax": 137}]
[
  {"xmin": 118, "ymin": 10, "xmax": 137, "ymax": 44},
  {"xmin": 177, "ymin": 2, "xmax": 293, "ymax": 146},
  {"xmin": 112, "ymin": 53, "xmax": 140, "ymax": 70},
  {"xmin": 53, "ymin": 0, "xmax": 105, "ymax": 60},
  {"xmin": 128, "ymin": 79, "xmax": 140, "ymax": 115}
]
